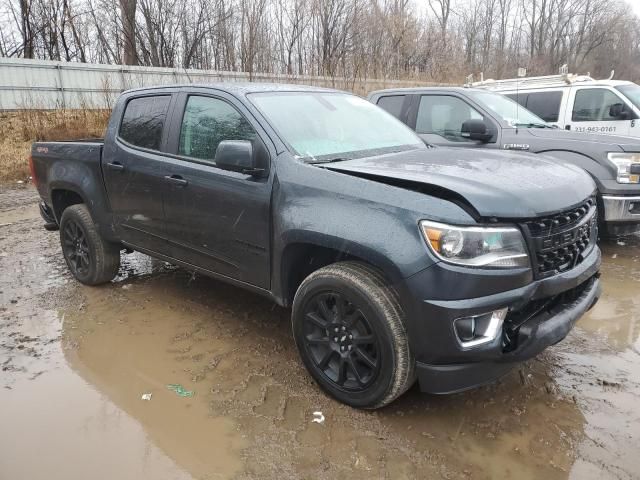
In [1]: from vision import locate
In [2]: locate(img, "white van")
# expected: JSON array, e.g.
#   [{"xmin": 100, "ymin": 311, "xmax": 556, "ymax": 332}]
[{"xmin": 471, "ymin": 73, "xmax": 640, "ymax": 138}]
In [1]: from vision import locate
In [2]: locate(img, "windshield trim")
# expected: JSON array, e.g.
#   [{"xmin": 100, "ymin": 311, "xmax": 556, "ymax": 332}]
[{"xmin": 247, "ymin": 90, "xmax": 425, "ymax": 159}]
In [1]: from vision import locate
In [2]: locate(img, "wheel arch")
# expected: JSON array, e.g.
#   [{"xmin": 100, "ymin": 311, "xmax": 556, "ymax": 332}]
[
  {"xmin": 51, "ymin": 186, "xmax": 86, "ymax": 223},
  {"xmin": 276, "ymin": 236, "xmax": 405, "ymax": 308}
]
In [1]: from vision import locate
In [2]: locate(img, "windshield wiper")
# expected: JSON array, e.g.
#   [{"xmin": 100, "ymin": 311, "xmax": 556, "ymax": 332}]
[{"xmin": 308, "ymin": 157, "xmax": 348, "ymax": 164}]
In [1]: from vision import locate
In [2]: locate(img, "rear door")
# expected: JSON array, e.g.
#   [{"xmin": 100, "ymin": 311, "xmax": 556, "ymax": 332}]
[
  {"xmin": 564, "ymin": 86, "xmax": 635, "ymax": 136},
  {"xmin": 102, "ymin": 93, "xmax": 176, "ymax": 254},
  {"xmin": 374, "ymin": 94, "xmax": 412, "ymax": 125},
  {"xmin": 161, "ymin": 90, "xmax": 273, "ymax": 288}
]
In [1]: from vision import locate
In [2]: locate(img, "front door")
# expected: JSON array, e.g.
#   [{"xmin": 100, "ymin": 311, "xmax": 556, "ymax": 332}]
[
  {"xmin": 411, "ymin": 94, "xmax": 495, "ymax": 148},
  {"xmin": 162, "ymin": 92, "xmax": 272, "ymax": 288},
  {"xmin": 102, "ymin": 94, "xmax": 174, "ymax": 255},
  {"xmin": 564, "ymin": 87, "xmax": 633, "ymax": 136}
]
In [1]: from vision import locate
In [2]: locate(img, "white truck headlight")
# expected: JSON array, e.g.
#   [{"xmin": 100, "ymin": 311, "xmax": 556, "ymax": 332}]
[
  {"xmin": 420, "ymin": 221, "xmax": 530, "ymax": 268},
  {"xmin": 607, "ymin": 152, "xmax": 640, "ymax": 184}
]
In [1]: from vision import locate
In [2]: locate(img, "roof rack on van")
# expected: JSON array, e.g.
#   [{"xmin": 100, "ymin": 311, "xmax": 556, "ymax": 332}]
[{"xmin": 464, "ymin": 65, "xmax": 613, "ymax": 91}]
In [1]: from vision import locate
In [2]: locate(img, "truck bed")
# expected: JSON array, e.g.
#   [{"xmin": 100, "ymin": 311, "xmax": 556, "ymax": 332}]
[{"xmin": 31, "ymin": 140, "xmax": 105, "ymax": 209}]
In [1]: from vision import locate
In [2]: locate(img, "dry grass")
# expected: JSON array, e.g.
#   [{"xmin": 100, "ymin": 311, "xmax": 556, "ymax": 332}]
[{"xmin": 0, "ymin": 109, "xmax": 110, "ymax": 183}]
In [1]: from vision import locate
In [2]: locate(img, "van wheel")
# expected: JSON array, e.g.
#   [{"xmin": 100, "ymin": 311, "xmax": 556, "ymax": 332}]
[
  {"xmin": 292, "ymin": 262, "xmax": 415, "ymax": 409},
  {"xmin": 59, "ymin": 204, "xmax": 120, "ymax": 285}
]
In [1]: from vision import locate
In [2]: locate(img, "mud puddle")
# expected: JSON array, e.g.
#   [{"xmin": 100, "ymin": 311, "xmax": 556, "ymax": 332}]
[{"xmin": 1, "ymin": 186, "xmax": 639, "ymax": 480}]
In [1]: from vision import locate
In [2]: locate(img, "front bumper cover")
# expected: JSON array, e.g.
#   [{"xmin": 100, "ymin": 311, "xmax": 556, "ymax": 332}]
[{"xmin": 401, "ymin": 246, "xmax": 601, "ymax": 394}]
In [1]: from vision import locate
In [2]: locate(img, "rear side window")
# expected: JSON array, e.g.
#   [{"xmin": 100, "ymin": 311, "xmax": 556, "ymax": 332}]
[
  {"xmin": 376, "ymin": 95, "xmax": 406, "ymax": 119},
  {"xmin": 525, "ymin": 91, "xmax": 562, "ymax": 122},
  {"xmin": 572, "ymin": 88, "xmax": 626, "ymax": 122},
  {"xmin": 506, "ymin": 93, "xmax": 528, "ymax": 107},
  {"xmin": 178, "ymin": 96, "xmax": 257, "ymax": 162},
  {"xmin": 119, "ymin": 96, "xmax": 171, "ymax": 150}
]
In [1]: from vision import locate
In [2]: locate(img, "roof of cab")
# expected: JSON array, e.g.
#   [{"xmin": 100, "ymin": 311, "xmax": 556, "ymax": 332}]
[
  {"xmin": 368, "ymin": 86, "xmax": 471, "ymax": 98},
  {"xmin": 122, "ymin": 82, "xmax": 343, "ymax": 96}
]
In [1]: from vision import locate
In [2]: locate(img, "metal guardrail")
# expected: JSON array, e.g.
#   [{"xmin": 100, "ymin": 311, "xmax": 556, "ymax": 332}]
[{"xmin": 0, "ymin": 57, "xmax": 434, "ymax": 110}]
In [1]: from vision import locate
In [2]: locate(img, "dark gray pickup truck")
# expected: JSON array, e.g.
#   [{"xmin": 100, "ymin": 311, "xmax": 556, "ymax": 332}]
[
  {"xmin": 368, "ymin": 87, "xmax": 640, "ymax": 236},
  {"xmin": 31, "ymin": 83, "xmax": 601, "ymax": 408}
]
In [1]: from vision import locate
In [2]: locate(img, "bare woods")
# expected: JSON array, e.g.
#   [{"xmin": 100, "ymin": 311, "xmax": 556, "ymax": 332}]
[{"xmin": 1, "ymin": 0, "xmax": 640, "ymax": 84}]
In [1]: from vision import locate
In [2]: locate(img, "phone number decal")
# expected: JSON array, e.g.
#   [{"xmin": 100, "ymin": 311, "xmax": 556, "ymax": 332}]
[{"xmin": 574, "ymin": 126, "xmax": 617, "ymax": 133}]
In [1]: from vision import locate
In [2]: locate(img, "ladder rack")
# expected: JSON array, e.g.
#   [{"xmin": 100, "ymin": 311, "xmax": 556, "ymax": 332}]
[{"xmin": 466, "ymin": 73, "xmax": 596, "ymax": 91}]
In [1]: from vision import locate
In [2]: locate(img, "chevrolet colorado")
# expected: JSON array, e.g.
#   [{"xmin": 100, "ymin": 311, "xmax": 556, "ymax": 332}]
[{"xmin": 31, "ymin": 84, "xmax": 601, "ymax": 408}]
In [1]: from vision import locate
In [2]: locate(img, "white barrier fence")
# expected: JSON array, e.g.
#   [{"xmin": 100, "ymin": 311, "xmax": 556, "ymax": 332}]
[{"xmin": 0, "ymin": 57, "xmax": 433, "ymax": 110}]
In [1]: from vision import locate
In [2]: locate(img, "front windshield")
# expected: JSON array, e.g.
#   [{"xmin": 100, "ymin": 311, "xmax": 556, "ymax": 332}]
[
  {"xmin": 469, "ymin": 90, "xmax": 548, "ymax": 126},
  {"xmin": 249, "ymin": 92, "xmax": 424, "ymax": 160},
  {"xmin": 616, "ymin": 84, "xmax": 640, "ymax": 110}
]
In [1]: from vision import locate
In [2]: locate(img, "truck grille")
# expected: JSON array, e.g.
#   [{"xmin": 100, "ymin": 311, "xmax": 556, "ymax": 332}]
[{"xmin": 522, "ymin": 198, "xmax": 597, "ymax": 279}]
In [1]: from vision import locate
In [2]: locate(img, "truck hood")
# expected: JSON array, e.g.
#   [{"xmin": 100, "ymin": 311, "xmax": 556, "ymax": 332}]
[
  {"xmin": 526, "ymin": 128, "xmax": 640, "ymax": 152},
  {"xmin": 324, "ymin": 147, "xmax": 595, "ymax": 219}
]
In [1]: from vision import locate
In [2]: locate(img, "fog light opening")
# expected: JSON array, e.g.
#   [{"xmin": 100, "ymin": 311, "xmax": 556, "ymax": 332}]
[{"xmin": 454, "ymin": 308, "xmax": 508, "ymax": 348}]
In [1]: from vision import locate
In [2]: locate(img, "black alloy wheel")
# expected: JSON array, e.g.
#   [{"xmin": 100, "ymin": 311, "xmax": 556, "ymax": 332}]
[
  {"xmin": 62, "ymin": 218, "xmax": 90, "ymax": 276},
  {"xmin": 302, "ymin": 291, "xmax": 381, "ymax": 391}
]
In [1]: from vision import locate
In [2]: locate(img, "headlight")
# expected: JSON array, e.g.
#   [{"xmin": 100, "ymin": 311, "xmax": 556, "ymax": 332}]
[
  {"xmin": 607, "ymin": 152, "xmax": 640, "ymax": 184},
  {"xmin": 420, "ymin": 221, "xmax": 530, "ymax": 268}
]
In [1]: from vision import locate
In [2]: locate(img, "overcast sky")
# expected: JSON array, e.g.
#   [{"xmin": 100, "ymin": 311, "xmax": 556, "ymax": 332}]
[{"xmin": 624, "ymin": 0, "xmax": 640, "ymax": 15}]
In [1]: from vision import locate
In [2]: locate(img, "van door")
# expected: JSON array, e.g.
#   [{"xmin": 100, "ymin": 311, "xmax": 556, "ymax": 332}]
[{"xmin": 564, "ymin": 86, "xmax": 636, "ymax": 136}]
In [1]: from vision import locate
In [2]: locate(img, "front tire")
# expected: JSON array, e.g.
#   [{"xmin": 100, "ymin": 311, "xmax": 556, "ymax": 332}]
[
  {"xmin": 59, "ymin": 204, "xmax": 120, "ymax": 285},
  {"xmin": 292, "ymin": 262, "xmax": 415, "ymax": 409}
]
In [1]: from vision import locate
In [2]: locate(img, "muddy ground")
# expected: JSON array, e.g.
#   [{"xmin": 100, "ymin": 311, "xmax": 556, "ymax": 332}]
[{"xmin": 1, "ymin": 186, "xmax": 638, "ymax": 480}]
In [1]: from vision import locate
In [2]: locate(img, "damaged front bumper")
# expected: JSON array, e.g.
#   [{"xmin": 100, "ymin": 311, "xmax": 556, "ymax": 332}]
[{"xmin": 401, "ymin": 245, "xmax": 601, "ymax": 394}]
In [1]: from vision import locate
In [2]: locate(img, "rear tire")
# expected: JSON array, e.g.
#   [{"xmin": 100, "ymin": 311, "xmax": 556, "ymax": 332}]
[
  {"xmin": 292, "ymin": 261, "xmax": 415, "ymax": 409},
  {"xmin": 59, "ymin": 204, "xmax": 120, "ymax": 285}
]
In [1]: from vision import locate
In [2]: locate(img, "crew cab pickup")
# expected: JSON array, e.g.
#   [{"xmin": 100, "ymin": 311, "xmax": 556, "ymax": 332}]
[
  {"xmin": 31, "ymin": 84, "xmax": 601, "ymax": 408},
  {"xmin": 368, "ymin": 87, "xmax": 640, "ymax": 236}
]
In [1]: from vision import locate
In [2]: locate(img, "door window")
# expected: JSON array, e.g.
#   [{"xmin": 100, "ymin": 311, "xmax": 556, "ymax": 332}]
[
  {"xmin": 119, "ymin": 95, "xmax": 171, "ymax": 150},
  {"xmin": 525, "ymin": 91, "xmax": 562, "ymax": 122},
  {"xmin": 178, "ymin": 96, "xmax": 257, "ymax": 162},
  {"xmin": 377, "ymin": 95, "xmax": 406, "ymax": 119},
  {"xmin": 572, "ymin": 88, "xmax": 628, "ymax": 122},
  {"xmin": 416, "ymin": 95, "xmax": 483, "ymax": 141}
]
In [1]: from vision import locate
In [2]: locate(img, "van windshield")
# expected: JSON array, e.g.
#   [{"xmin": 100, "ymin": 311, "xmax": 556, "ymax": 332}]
[
  {"xmin": 249, "ymin": 92, "xmax": 425, "ymax": 162},
  {"xmin": 616, "ymin": 84, "xmax": 640, "ymax": 110},
  {"xmin": 468, "ymin": 90, "xmax": 551, "ymax": 128}
]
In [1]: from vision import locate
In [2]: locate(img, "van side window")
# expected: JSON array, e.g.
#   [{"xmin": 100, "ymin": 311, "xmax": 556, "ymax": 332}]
[
  {"xmin": 506, "ymin": 93, "xmax": 528, "ymax": 108},
  {"xmin": 377, "ymin": 95, "xmax": 406, "ymax": 119},
  {"xmin": 416, "ymin": 95, "xmax": 483, "ymax": 141},
  {"xmin": 525, "ymin": 91, "xmax": 562, "ymax": 122},
  {"xmin": 572, "ymin": 88, "xmax": 630, "ymax": 122},
  {"xmin": 178, "ymin": 96, "xmax": 257, "ymax": 162},
  {"xmin": 119, "ymin": 95, "xmax": 171, "ymax": 150}
]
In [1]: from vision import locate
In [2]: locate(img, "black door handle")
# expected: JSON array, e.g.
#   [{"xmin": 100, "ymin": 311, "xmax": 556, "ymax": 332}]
[
  {"xmin": 107, "ymin": 162, "xmax": 124, "ymax": 172},
  {"xmin": 565, "ymin": 125, "xmax": 571, "ymax": 131},
  {"xmin": 164, "ymin": 175, "xmax": 188, "ymax": 187}
]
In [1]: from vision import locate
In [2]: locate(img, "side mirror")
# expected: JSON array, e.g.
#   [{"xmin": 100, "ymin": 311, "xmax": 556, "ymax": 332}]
[
  {"xmin": 609, "ymin": 103, "xmax": 631, "ymax": 120},
  {"xmin": 461, "ymin": 119, "xmax": 494, "ymax": 142},
  {"xmin": 214, "ymin": 140, "xmax": 265, "ymax": 176}
]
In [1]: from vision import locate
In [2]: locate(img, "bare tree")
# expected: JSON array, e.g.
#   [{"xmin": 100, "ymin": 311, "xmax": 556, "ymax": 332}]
[{"xmin": 119, "ymin": 0, "xmax": 137, "ymax": 65}]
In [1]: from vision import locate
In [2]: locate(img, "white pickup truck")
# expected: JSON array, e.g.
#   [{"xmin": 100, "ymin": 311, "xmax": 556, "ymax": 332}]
[{"xmin": 472, "ymin": 73, "xmax": 640, "ymax": 138}]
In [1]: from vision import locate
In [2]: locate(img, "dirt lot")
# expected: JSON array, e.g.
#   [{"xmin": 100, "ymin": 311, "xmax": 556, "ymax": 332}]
[{"xmin": 1, "ymin": 185, "xmax": 638, "ymax": 480}]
